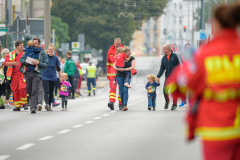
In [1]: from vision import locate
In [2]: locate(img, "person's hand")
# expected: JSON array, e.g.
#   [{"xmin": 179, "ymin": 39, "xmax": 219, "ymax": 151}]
[
  {"xmin": 59, "ymin": 78, "xmax": 62, "ymax": 83},
  {"xmin": 147, "ymin": 87, "xmax": 151, "ymax": 89},
  {"xmin": 157, "ymin": 78, "xmax": 160, "ymax": 82},
  {"xmin": 14, "ymin": 61, "xmax": 19, "ymax": 66},
  {"xmin": 32, "ymin": 60, "xmax": 39, "ymax": 65},
  {"xmin": 118, "ymin": 68, "xmax": 124, "ymax": 72}
]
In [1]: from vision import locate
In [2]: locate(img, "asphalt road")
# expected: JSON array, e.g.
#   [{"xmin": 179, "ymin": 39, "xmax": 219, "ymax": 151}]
[{"xmin": 0, "ymin": 57, "xmax": 202, "ymax": 160}]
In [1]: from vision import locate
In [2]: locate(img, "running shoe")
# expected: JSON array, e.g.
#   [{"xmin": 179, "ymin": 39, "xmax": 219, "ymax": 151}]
[
  {"xmin": 37, "ymin": 104, "xmax": 42, "ymax": 111},
  {"xmin": 52, "ymin": 102, "xmax": 60, "ymax": 107},
  {"xmin": 5, "ymin": 103, "xmax": 14, "ymax": 108},
  {"xmin": 179, "ymin": 101, "xmax": 187, "ymax": 107},
  {"xmin": 164, "ymin": 103, "xmax": 169, "ymax": 109},
  {"xmin": 148, "ymin": 107, "xmax": 151, "ymax": 111},
  {"xmin": 171, "ymin": 104, "xmax": 177, "ymax": 111}
]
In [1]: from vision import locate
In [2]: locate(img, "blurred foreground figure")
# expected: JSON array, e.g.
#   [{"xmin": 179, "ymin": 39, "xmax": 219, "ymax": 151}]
[{"xmin": 166, "ymin": 3, "xmax": 240, "ymax": 160}]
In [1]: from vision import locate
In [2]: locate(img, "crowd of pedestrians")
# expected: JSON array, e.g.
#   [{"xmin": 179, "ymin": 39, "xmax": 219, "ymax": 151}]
[{"xmin": 0, "ymin": 38, "xmax": 84, "ymax": 113}]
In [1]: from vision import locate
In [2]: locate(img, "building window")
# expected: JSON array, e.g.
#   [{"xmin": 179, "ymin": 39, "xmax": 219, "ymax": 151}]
[{"xmin": 179, "ymin": 17, "xmax": 182, "ymax": 24}]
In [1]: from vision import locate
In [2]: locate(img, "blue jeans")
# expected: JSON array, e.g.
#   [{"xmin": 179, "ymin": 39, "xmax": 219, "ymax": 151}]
[
  {"xmin": 148, "ymin": 95, "xmax": 156, "ymax": 108},
  {"xmin": 117, "ymin": 77, "xmax": 131, "ymax": 105},
  {"xmin": 115, "ymin": 67, "xmax": 130, "ymax": 83},
  {"xmin": 87, "ymin": 78, "xmax": 96, "ymax": 92}
]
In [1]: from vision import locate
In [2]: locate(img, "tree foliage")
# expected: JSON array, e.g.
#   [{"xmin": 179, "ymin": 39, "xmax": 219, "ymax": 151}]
[
  {"xmin": 51, "ymin": 0, "xmax": 167, "ymax": 70},
  {"xmin": 51, "ymin": 15, "xmax": 70, "ymax": 48},
  {"xmin": 193, "ymin": 0, "xmax": 237, "ymax": 30}
]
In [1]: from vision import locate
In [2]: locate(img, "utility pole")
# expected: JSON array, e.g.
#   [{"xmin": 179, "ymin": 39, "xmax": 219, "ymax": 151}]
[
  {"xmin": 200, "ymin": 0, "xmax": 205, "ymax": 30},
  {"xmin": 44, "ymin": 0, "xmax": 51, "ymax": 50},
  {"xmin": 5, "ymin": 0, "xmax": 8, "ymax": 48}
]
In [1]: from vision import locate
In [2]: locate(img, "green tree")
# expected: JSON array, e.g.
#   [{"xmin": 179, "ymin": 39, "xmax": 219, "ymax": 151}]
[
  {"xmin": 51, "ymin": 0, "xmax": 167, "ymax": 71},
  {"xmin": 51, "ymin": 15, "xmax": 70, "ymax": 48},
  {"xmin": 194, "ymin": 0, "xmax": 237, "ymax": 30}
]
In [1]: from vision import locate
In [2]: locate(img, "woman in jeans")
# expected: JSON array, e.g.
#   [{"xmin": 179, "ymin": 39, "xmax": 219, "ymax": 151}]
[
  {"xmin": 113, "ymin": 46, "xmax": 135, "ymax": 111},
  {"xmin": 42, "ymin": 43, "xmax": 61, "ymax": 111}
]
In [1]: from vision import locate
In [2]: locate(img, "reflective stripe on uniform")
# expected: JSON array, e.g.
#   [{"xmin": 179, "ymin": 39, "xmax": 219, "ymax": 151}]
[
  {"xmin": 107, "ymin": 63, "xmax": 113, "ymax": 66},
  {"xmin": 109, "ymin": 96, "xmax": 116, "ymax": 100},
  {"xmin": 204, "ymin": 88, "xmax": 240, "ymax": 102},
  {"xmin": 109, "ymin": 93, "xmax": 116, "ymax": 96}
]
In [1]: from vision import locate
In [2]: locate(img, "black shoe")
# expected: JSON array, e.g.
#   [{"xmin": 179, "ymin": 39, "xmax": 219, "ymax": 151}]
[
  {"xmin": 119, "ymin": 104, "xmax": 123, "ymax": 110},
  {"xmin": 88, "ymin": 93, "xmax": 91, "ymax": 96},
  {"xmin": 13, "ymin": 107, "xmax": 20, "ymax": 111},
  {"xmin": 93, "ymin": 90, "xmax": 96, "ymax": 96},
  {"xmin": 171, "ymin": 104, "xmax": 177, "ymax": 111},
  {"xmin": 148, "ymin": 107, "xmax": 151, "ymax": 111},
  {"xmin": 164, "ymin": 103, "xmax": 169, "ymax": 109},
  {"xmin": 22, "ymin": 105, "xmax": 28, "ymax": 110},
  {"xmin": 71, "ymin": 96, "xmax": 75, "ymax": 99},
  {"xmin": 0, "ymin": 105, "xmax": 5, "ymax": 109},
  {"xmin": 153, "ymin": 108, "xmax": 156, "ymax": 111},
  {"xmin": 31, "ymin": 110, "xmax": 36, "ymax": 114},
  {"xmin": 108, "ymin": 102, "xmax": 114, "ymax": 110}
]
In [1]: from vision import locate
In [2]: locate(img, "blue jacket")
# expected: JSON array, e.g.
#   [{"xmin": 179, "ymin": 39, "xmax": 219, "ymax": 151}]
[
  {"xmin": 146, "ymin": 81, "xmax": 160, "ymax": 97},
  {"xmin": 20, "ymin": 49, "xmax": 48, "ymax": 77}
]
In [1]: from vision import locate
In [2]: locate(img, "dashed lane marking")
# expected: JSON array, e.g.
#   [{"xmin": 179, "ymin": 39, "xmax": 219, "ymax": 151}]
[
  {"xmin": 84, "ymin": 121, "xmax": 93, "ymax": 124},
  {"xmin": 57, "ymin": 130, "xmax": 71, "ymax": 134},
  {"xmin": 16, "ymin": 143, "xmax": 35, "ymax": 150},
  {"xmin": 72, "ymin": 125, "xmax": 83, "ymax": 128},
  {"xmin": 0, "ymin": 155, "xmax": 10, "ymax": 160},
  {"xmin": 38, "ymin": 136, "xmax": 54, "ymax": 141},
  {"xmin": 93, "ymin": 117, "xmax": 102, "ymax": 120},
  {"xmin": 110, "ymin": 111, "xmax": 116, "ymax": 113},
  {"xmin": 102, "ymin": 114, "xmax": 110, "ymax": 116}
]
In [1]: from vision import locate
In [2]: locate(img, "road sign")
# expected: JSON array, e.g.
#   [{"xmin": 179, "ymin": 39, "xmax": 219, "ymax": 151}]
[
  {"xmin": 0, "ymin": 27, "xmax": 7, "ymax": 32},
  {"xmin": 200, "ymin": 32, "xmax": 207, "ymax": 40},
  {"xmin": 205, "ymin": 23, "xmax": 212, "ymax": 35},
  {"xmin": 71, "ymin": 42, "xmax": 80, "ymax": 52}
]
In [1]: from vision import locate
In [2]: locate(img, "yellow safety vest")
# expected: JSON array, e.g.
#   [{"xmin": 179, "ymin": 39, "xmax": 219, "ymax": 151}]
[
  {"xmin": 79, "ymin": 68, "xmax": 83, "ymax": 76},
  {"xmin": 86, "ymin": 65, "xmax": 96, "ymax": 78}
]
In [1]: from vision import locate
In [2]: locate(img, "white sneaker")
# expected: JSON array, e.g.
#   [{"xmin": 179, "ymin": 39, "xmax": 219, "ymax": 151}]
[{"xmin": 5, "ymin": 103, "xmax": 14, "ymax": 108}]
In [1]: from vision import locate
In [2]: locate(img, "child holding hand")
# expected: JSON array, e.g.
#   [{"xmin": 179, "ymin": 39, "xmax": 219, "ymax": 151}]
[
  {"xmin": 146, "ymin": 74, "xmax": 160, "ymax": 111},
  {"xmin": 59, "ymin": 73, "xmax": 71, "ymax": 111}
]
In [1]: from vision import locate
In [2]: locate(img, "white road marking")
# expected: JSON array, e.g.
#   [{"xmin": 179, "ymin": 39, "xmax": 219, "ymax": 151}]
[
  {"xmin": 16, "ymin": 143, "xmax": 35, "ymax": 150},
  {"xmin": 93, "ymin": 117, "xmax": 102, "ymax": 120},
  {"xmin": 57, "ymin": 130, "xmax": 71, "ymax": 134},
  {"xmin": 72, "ymin": 125, "xmax": 83, "ymax": 128},
  {"xmin": 0, "ymin": 155, "xmax": 10, "ymax": 160},
  {"xmin": 102, "ymin": 114, "xmax": 110, "ymax": 116},
  {"xmin": 84, "ymin": 121, "xmax": 93, "ymax": 124},
  {"xmin": 110, "ymin": 111, "xmax": 116, "ymax": 113},
  {"xmin": 38, "ymin": 136, "xmax": 54, "ymax": 141}
]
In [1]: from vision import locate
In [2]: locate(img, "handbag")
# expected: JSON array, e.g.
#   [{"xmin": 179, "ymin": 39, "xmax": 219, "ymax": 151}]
[{"xmin": 131, "ymin": 69, "xmax": 137, "ymax": 75}]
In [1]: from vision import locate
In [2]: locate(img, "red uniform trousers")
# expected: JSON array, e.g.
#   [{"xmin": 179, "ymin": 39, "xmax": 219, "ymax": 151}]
[
  {"xmin": 203, "ymin": 139, "xmax": 240, "ymax": 160},
  {"xmin": 109, "ymin": 78, "xmax": 121, "ymax": 105},
  {"xmin": 76, "ymin": 77, "xmax": 83, "ymax": 94},
  {"xmin": 11, "ymin": 75, "xmax": 27, "ymax": 108}
]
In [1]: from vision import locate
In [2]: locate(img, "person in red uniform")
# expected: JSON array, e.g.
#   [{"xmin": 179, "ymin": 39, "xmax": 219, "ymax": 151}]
[
  {"xmin": 76, "ymin": 60, "xmax": 83, "ymax": 96},
  {"xmin": 107, "ymin": 38, "xmax": 124, "ymax": 110},
  {"xmin": 165, "ymin": 3, "xmax": 240, "ymax": 160},
  {"xmin": 5, "ymin": 41, "xmax": 27, "ymax": 111}
]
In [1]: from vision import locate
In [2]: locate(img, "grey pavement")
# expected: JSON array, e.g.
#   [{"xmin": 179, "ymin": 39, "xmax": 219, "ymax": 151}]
[{"xmin": 0, "ymin": 57, "xmax": 202, "ymax": 160}]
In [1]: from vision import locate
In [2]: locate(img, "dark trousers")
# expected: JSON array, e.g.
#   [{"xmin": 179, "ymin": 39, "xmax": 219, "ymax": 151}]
[
  {"xmin": 0, "ymin": 83, "xmax": 6, "ymax": 97},
  {"xmin": 68, "ymin": 76, "xmax": 74, "ymax": 97},
  {"xmin": 42, "ymin": 80, "xmax": 56, "ymax": 108},
  {"xmin": 6, "ymin": 84, "xmax": 11, "ymax": 100},
  {"xmin": 164, "ymin": 79, "xmax": 177, "ymax": 105},
  {"xmin": 87, "ymin": 78, "xmax": 96, "ymax": 92},
  {"xmin": 61, "ymin": 96, "xmax": 68, "ymax": 109},
  {"xmin": 26, "ymin": 72, "xmax": 40, "ymax": 110},
  {"xmin": 54, "ymin": 78, "xmax": 60, "ymax": 96},
  {"xmin": 73, "ymin": 78, "xmax": 79, "ymax": 93}
]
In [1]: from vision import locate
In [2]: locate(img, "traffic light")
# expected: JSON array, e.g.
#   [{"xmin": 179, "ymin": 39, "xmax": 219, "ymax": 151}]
[{"xmin": 184, "ymin": 26, "xmax": 187, "ymax": 32}]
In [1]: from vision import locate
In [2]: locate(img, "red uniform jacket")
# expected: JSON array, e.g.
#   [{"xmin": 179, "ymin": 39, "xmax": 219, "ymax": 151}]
[
  {"xmin": 166, "ymin": 29, "xmax": 240, "ymax": 141},
  {"xmin": 106, "ymin": 44, "xmax": 124, "ymax": 80}
]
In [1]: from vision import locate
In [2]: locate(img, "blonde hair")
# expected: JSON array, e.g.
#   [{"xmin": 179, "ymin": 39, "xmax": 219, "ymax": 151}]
[
  {"xmin": 124, "ymin": 46, "xmax": 130, "ymax": 53},
  {"xmin": 48, "ymin": 43, "xmax": 55, "ymax": 50},
  {"xmin": 1, "ymin": 48, "xmax": 9, "ymax": 55},
  {"xmin": 146, "ymin": 74, "xmax": 157, "ymax": 82},
  {"xmin": 28, "ymin": 40, "xmax": 33, "ymax": 47},
  {"xmin": 115, "ymin": 47, "xmax": 125, "ymax": 58},
  {"xmin": 62, "ymin": 59, "xmax": 66, "ymax": 63},
  {"xmin": 62, "ymin": 73, "xmax": 68, "ymax": 79},
  {"xmin": 45, "ymin": 50, "xmax": 48, "ymax": 54}
]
